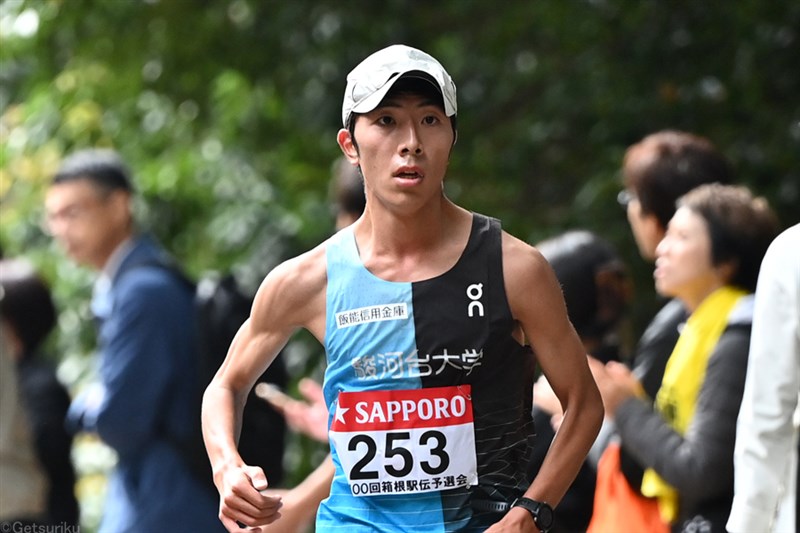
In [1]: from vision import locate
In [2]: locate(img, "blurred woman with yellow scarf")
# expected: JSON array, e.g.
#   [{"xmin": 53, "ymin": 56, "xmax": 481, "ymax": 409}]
[{"xmin": 590, "ymin": 184, "xmax": 780, "ymax": 533}]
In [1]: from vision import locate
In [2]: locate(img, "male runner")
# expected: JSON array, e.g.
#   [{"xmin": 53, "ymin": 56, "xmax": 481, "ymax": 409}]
[{"xmin": 202, "ymin": 44, "xmax": 603, "ymax": 533}]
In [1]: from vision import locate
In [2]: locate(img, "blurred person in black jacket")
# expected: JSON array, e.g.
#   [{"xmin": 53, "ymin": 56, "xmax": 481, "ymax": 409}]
[{"xmin": 0, "ymin": 258, "xmax": 80, "ymax": 526}]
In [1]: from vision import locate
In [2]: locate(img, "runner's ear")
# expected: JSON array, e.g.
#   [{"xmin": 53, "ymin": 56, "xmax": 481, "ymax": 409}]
[{"xmin": 338, "ymin": 128, "xmax": 360, "ymax": 162}]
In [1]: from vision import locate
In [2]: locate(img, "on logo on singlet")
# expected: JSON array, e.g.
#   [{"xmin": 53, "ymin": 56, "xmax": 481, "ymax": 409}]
[{"xmin": 467, "ymin": 283, "xmax": 484, "ymax": 317}]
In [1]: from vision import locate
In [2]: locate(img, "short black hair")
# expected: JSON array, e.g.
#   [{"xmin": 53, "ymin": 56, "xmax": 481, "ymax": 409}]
[
  {"xmin": 0, "ymin": 259, "xmax": 57, "ymax": 356},
  {"xmin": 53, "ymin": 148, "xmax": 134, "ymax": 194},
  {"xmin": 537, "ymin": 230, "xmax": 627, "ymax": 339}
]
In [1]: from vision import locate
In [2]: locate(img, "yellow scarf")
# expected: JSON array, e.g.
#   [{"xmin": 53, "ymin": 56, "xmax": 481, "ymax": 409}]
[{"xmin": 641, "ymin": 286, "xmax": 747, "ymax": 523}]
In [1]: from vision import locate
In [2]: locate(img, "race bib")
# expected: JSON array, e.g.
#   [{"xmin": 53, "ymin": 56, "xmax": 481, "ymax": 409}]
[{"xmin": 329, "ymin": 385, "xmax": 479, "ymax": 497}]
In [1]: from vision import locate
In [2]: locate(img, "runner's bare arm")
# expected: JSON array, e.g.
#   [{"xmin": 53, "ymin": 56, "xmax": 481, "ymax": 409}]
[
  {"xmin": 201, "ymin": 246, "xmax": 327, "ymax": 532},
  {"xmin": 489, "ymin": 233, "xmax": 603, "ymax": 532}
]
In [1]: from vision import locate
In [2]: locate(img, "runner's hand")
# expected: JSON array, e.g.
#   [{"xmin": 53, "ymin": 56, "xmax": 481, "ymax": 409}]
[{"xmin": 217, "ymin": 464, "xmax": 283, "ymax": 532}]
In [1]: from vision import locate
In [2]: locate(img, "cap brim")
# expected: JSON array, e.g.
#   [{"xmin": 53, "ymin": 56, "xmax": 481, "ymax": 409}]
[{"xmin": 350, "ymin": 72, "xmax": 447, "ymax": 117}]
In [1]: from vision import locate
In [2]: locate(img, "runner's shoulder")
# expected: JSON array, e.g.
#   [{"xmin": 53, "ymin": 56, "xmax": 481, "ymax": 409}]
[
  {"xmin": 254, "ymin": 242, "xmax": 328, "ymax": 316},
  {"xmin": 500, "ymin": 231, "xmax": 550, "ymax": 282},
  {"xmin": 274, "ymin": 242, "xmax": 327, "ymax": 285}
]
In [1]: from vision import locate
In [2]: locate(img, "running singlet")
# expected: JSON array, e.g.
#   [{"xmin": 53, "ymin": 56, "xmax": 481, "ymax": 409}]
[{"xmin": 317, "ymin": 213, "xmax": 535, "ymax": 532}]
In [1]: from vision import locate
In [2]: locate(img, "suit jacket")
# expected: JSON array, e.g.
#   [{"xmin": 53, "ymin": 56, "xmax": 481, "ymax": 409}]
[{"xmin": 68, "ymin": 235, "xmax": 224, "ymax": 533}]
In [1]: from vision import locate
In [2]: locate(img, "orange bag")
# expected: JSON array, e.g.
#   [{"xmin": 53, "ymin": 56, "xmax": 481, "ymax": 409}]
[{"xmin": 587, "ymin": 442, "xmax": 669, "ymax": 533}]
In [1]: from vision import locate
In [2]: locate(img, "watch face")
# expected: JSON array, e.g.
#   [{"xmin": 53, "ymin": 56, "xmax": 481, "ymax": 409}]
[
  {"xmin": 514, "ymin": 498, "xmax": 555, "ymax": 531},
  {"xmin": 535, "ymin": 502, "xmax": 554, "ymax": 528}
]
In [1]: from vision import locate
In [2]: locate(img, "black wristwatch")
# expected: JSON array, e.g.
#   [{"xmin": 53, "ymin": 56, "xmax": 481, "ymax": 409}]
[{"xmin": 512, "ymin": 497, "xmax": 554, "ymax": 532}]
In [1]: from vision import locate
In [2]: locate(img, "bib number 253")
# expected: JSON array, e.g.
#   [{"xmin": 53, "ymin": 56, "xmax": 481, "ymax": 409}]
[{"xmin": 349, "ymin": 430, "xmax": 449, "ymax": 480}]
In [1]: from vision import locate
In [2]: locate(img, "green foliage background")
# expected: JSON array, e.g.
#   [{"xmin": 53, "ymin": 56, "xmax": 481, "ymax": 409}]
[{"xmin": 2, "ymin": 0, "xmax": 798, "ymax": 529}]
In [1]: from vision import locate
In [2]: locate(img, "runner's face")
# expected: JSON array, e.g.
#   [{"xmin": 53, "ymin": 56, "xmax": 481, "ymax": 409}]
[{"xmin": 347, "ymin": 94, "xmax": 454, "ymax": 213}]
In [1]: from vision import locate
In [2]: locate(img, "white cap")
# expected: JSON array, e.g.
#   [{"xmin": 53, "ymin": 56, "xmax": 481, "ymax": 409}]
[{"xmin": 341, "ymin": 44, "xmax": 457, "ymax": 127}]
